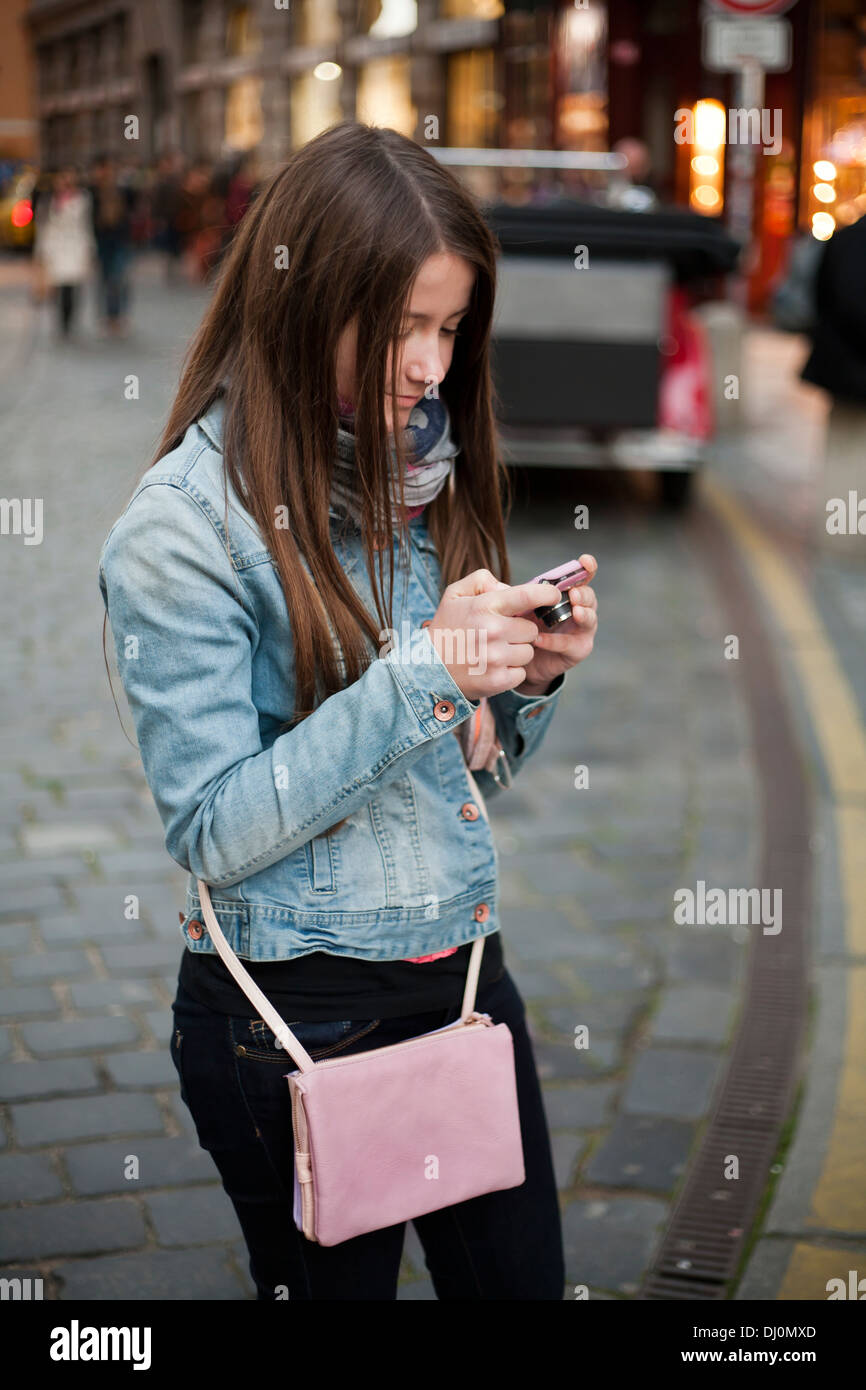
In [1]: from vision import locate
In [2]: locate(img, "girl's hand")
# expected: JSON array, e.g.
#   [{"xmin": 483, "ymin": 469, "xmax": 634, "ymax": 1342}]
[
  {"xmin": 515, "ymin": 554, "xmax": 598, "ymax": 696},
  {"xmin": 427, "ymin": 570, "xmax": 566, "ymax": 703}
]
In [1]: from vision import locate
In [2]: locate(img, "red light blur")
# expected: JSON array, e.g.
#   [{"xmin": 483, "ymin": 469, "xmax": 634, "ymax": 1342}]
[{"xmin": 11, "ymin": 200, "xmax": 33, "ymax": 228}]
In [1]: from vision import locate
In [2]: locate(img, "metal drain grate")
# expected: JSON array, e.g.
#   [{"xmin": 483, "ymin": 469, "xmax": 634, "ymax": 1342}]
[{"xmin": 640, "ymin": 502, "xmax": 811, "ymax": 1299}]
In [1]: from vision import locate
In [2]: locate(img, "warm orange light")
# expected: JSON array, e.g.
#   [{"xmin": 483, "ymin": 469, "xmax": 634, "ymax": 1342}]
[
  {"xmin": 813, "ymin": 160, "xmax": 836, "ymax": 181},
  {"xmin": 689, "ymin": 101, "xmax": 725, "ymax": 217},
  {"xmin": 811, "ymin": 211, "xmax": 835, "ymax": 241},
  {"xmin": 694, "ymin": 99, "xmax": 726, "ymax": 149},
  {"xmin": 812, "ymin": 183, "xmax": 836, "ymax": 204}
]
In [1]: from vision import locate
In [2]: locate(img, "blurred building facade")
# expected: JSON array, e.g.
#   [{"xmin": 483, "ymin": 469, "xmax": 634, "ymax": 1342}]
[
  {"xmin": 1, "ymin": 0, "xmax": 37, "ymax": 162},
  {"xmin": 22, "ymin": 0, "xmax": 866, "ymax": 306}
]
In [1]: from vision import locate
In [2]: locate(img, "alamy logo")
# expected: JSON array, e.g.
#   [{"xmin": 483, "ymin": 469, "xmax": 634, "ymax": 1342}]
[
  {"xmin": 49, "ymin": 1321, "xmax": 151, "ymax": 1370},
  {"xmin": 674, "ymin": 107, "xmax": 782, "ymax": 156},
  {"xmin": 826, "ymin": 491, "xmax": 865, "ymax": 535},
  {"xmin": 826, "ymin": 1270, "xmax": 866, "ymax": 1299},
  {"xmin": 674, "ymin": 881, "xmax": 782, "ymax": 935},
  {"xmin": 0, "ymin": 1276, "xmax": 43, "ymax": 1300},
  {"xmin": 0, "ymin": 497, "xmax": 43, "ymax": 545},
  {"xmin": 379, "ymin": 621, "xmax": 487, "ymax": 674}
]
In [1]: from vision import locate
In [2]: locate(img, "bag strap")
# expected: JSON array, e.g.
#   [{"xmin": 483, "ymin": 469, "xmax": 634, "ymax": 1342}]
[
  {"xmin": 195, "ymin": 880, "xmax": 487, "ymax": 1074},
  {"xmin": 193, "ymin": 761, "xmax": 494, "ymax": 1071}
]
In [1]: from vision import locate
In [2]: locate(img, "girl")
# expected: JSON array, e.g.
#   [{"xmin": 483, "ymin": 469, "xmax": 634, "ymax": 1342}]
[
  {"xmin": 98, "ymin": 120, "xmax": 598, "ymax": 1301},
  {"xmin": 32, "ymin": 166, "xmax": 96, "ymax": 339}
]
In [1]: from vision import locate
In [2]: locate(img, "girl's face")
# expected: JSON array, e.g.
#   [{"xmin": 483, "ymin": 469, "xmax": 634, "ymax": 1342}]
[{"xmin": 335, "ymin": 251, "xmax": 475, "ymax": 434}]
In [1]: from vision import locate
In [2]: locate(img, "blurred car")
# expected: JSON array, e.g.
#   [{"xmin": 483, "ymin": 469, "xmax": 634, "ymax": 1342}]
[
  {"xmin": 432, "ymin": 150, "xmax": 741, "ymax": 509},
  {"xmin": 0, "ymin": 169, "xmax": 37, "ymax": 251},
  {"xmin": 484, "ymin": 197, "xmax": 740, "ymax": 509}
]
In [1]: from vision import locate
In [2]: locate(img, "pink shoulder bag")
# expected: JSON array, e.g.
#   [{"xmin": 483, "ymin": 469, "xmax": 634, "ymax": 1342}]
[{"xmin": 194, "ymin": 769, "xmax": 525, "ymax": 1247}]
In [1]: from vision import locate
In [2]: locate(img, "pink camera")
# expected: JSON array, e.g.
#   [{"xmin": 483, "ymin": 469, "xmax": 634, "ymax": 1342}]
[{"xmin": 529, "ymin": 560, "xmax": 590, "ymax": 631}]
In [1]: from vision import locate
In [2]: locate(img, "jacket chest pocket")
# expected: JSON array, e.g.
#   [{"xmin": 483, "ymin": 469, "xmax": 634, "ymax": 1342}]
[{"xmin": 304, "ymin": 834, "xmax": 338, "ymax": 893}]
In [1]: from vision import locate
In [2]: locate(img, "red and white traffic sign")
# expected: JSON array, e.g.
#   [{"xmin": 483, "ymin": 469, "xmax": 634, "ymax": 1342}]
[{"xmin": 708, "ymin": 0, "xmax": 796, "ymax": 14}]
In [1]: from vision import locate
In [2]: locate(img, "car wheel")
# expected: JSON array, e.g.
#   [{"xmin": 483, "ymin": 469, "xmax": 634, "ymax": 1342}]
[{"xmin": 659, "ymin": 469, "xmax": 696, "ymax": 510}]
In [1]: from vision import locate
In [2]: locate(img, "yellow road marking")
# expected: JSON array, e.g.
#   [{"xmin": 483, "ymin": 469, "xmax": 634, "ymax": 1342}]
[{"xmin": 702, "ymin": 476, "xmax": 866, "ymax": 1282}]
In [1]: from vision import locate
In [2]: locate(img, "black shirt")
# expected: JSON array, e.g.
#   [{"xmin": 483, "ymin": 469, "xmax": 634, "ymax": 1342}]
[{"xmin": 179, "ymin": 931, "xmax": 505, "ymax": 1022}]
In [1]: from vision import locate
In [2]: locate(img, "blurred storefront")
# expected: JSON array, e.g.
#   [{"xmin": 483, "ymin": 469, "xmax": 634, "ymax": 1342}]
[
  {"xmin": 22, "ymin": 0, "xmax": 866, "ymax": 310},
  {"xmin": 799, "ymin": 0, "xmax": 866, "ymax": 238}
]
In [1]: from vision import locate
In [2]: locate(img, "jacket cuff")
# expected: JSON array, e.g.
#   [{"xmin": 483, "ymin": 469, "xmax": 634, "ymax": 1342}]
[
  {"xmin": 489, "ymin": 669, "xmax": 566, "ymax": 764},
  {"xmin": 383, "ymin": 624, "xmax": 478, "ymax": 734}
]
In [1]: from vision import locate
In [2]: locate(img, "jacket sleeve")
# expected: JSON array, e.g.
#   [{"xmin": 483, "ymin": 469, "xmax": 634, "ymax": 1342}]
[
  {"xmin": 98, "ymin": 481, "xmax": 481, "ymax": 889},
  {"xmin": 469, "ymin": 673, "xmax": 566, "ymax": 803}
]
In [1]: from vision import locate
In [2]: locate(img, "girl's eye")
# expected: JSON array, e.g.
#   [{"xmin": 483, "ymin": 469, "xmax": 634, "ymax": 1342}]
[{"xmin": 398, "ymin": 325, "xmax": 462, "ymax": 339}]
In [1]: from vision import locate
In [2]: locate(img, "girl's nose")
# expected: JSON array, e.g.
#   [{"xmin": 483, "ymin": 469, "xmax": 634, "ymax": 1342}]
[{"xmin": 406, "ymin": 348, "xmax": 445, "ymax": 392}]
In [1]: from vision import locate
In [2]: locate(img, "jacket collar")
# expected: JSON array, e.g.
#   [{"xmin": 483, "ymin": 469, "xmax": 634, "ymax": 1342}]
[
  {"xmin": 197, "ymin": 396, "xmax": 345, "ymax": 521},
  {"xmin": 198, "ymin": 397, "xmax": 225, "ymax": 454}
]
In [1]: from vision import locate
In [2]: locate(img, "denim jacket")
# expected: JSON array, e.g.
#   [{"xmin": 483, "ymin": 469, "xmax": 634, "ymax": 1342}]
[{"xmin": 97, "ymin": 399, "xmax": 566, "ymax": 962}]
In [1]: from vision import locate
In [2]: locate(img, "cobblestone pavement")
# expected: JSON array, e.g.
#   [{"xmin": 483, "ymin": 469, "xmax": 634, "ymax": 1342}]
[{"xmin": 0, "ymin": 253, "xmax": 786, "ymax": 1300}]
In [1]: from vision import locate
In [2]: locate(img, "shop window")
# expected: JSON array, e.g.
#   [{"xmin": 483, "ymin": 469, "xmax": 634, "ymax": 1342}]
[
  {"xmin": 37, "ymin": 47, "xmax": 51, "ymax": 97},
  {"xmin": 226, "ymin": 5, "xmax": 262, "ymax": 57},
  {"xmin": 181, "ymin": 0, "xmax": 204, "ymax": 66},
  {"xmin": 298, "ymin": 0, "xmax": 341, "ymax": 45},
  {"xmin": 115, "ymin": 16, "xmax": 130, "ymax": 78},
  {"xmin": 225, "ymin": 78, "xmax": 264, "ymax": 148},
  {"xmin": 356, "ymin": 1, "xmax": 418, "ymax": 36},
  {"xmin": 356, "ymin": 56, "xmax": 416, "ymax": 135},
  {"xmin": 291, "ymin": 71, "xmax": 343, "ymax": 149},
  {"xmin": 554, "ymin": 0, "xmax": 608, "ymax": 151},
  {"xmin": 799, "ymin": 3, "xmax": 866, "ymax": 238},
  {"xmin": 447, "ymin": 49, "xmax": 500, "ymax": 147},
  {"xmin": 439, "ymin": 0, "xmax": 504, "ymax": 17},
  {"xmin": 502, "ymin": 5, "xmax": 552, "ymax": 152}
]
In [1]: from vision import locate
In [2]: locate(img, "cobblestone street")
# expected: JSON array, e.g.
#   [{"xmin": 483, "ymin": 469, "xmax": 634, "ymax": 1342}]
[{"xmin": 0, "ymin": 254, "xmax": 861, "ymax": 1300}]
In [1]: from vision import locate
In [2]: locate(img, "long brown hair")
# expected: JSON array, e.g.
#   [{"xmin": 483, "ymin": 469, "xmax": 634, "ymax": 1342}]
[{"xmin": 106, "ymin": 121, "xmax": 513, "ymax": 829}]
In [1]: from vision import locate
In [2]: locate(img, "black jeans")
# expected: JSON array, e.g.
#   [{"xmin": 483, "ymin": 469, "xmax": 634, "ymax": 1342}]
[
  {"xmin": 56, "ymin": 283, "xmax": 77, "ymax": 336},
  {"xmin": 170, "ymin": 967, "xmax": 565, "ymax": 1300}
]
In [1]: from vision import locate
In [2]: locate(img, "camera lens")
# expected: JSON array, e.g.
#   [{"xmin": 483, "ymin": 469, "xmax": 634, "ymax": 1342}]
[{"xmin": 534, "ymin": 596, "xmax": 573, "ymax": 629}]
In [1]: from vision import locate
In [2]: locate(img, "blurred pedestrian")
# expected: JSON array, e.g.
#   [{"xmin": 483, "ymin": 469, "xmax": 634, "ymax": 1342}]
[
  {"xmin": 31, "ymin": 166, "xmax": 96, "ymax": 340},
  {"xmin": 89, "ymin": 153, "xmax": 136, "ymax": 338},
  {"xmin": 605, "ymin": 138, "xmax": 658, "ymax": 212},
  {"xmin": 174, "ymin": 162, "xmax": 213, "ymax": 282},
  {"xmin": 800, "ymin": 213, "xmax": 866, "ymax": 556},
  {"xmin": 225, "ymin": 151, "xmax": 257, "ymax": 233},
  {"xmin": 190, "ymin": 163, "xmax": 226, "ymax": 282},
  {"xmin": 151, "ymin": 151, "xmax": 185, "ymax": 283}
]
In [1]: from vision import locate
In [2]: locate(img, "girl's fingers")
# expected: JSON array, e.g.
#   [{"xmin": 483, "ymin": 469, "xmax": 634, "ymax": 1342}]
[
  {"xmin": 536, "ymin": 609, "xmax": 597, "ymax": 643},
  {"xmin": 577, "ymin": 553, "xmax": 598, "ymax": 581}
]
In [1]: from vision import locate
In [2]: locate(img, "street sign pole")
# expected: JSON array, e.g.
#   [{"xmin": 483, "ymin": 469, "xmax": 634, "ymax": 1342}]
[{"xmin": 726, "ymin": 58, "xmax": 765, "ymax": 308}]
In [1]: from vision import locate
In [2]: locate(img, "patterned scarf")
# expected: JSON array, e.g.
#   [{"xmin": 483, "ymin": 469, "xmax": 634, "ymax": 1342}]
[{"xmin": 332, "ymin": 393, "xmax": 459, "ymax": 526}]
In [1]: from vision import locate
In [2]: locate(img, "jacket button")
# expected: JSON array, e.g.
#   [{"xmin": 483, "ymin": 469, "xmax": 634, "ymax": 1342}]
[
  {"xmin": 474, "ymin": 902, "xmax": 490, "ymax": 923},
  {"xmin": 187, "ymin": 919, "xmax": 204, "ymax": 940},
  {"xmin": 461, "ymin": 802, "xmax": 479, "ymax": 820},
  {"xmin": 433, "ymin": 699, "xmax": 455, "ymax": 721}
]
